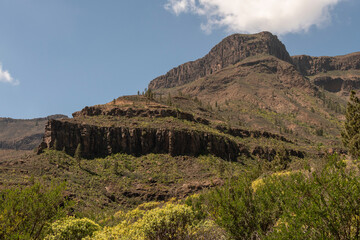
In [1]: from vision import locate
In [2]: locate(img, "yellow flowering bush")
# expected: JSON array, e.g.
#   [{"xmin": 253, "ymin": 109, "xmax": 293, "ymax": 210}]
[
  {"xmin": 251, "ymin": 171, "xmax": 295, "ymax": 192},
  {"xmin": 90, "ymin": 202, "xmax": 204, "ymax": 240},
  {"xmin": 45, "ymin": 216, "xmax": 101, "ymax": 240},
  {"xmin": 138, "ymin": 203, "xmax": 195, "ymax": 240}
]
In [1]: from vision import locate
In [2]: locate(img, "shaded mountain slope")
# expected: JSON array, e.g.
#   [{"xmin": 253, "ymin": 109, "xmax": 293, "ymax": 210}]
[
  {"xmin": 292, "ymin": 52, "xmax": 360, "ymax": 97},
  {"xmin": 0, "ymin": 114, "xmax": 68, "ymax": 150}
]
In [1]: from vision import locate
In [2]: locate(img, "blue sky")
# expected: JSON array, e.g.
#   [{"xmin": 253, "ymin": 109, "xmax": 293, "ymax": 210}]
[{"xmin": 0, "ymin": 0, "xmax": 359, "ymax": 119}]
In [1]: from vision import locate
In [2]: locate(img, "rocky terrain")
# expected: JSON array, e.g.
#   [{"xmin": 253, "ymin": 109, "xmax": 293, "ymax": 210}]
[
  {"xmin": 0, "ymin": 114, "xmax": 67, "ymax": 150},
  {"xmin": 149, "ymin": 32, "xmax": 293, "ymax": 89},
  {"xmin": 2, "ymin": 31, "xmax": 359, "ymax": 217}
]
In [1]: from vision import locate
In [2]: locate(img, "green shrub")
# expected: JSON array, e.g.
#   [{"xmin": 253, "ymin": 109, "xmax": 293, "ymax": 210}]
[
  {"xmin": 202, "ymin": 175, "xmax": 283, "ymax": 240},
  {"xmin": 266, "ymin": 154, "xmax": 360, "ymax": 239},
  {"xmin": 139, "ymin": 203, "xmax": 195, "ymax": 240},
  {"xmin": 342, "ymin": 90, "xmax": 360, "ymax": 158},
  {"xmin": 90, "ymin": 202, "xmax": 217, "ymax": 240},
  {"xmin": 45, "ymin": 216, "xmax": 101, "ymax": 240},
  {"xmin": 0, "ymin": 181, "xmax": 71, "ymax": 240}
]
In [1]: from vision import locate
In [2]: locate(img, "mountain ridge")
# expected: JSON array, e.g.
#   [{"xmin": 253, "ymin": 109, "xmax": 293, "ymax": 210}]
[{"xmin": 149, "ymin": 31, "xmax": 293, "ymax": 89}]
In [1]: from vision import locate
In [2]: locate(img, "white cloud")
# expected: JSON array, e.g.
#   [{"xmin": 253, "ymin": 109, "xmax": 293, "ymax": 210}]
[
  {"xmin": 0, "ymin": 63, "xmax": 19, "ymax": 86},
  {"xmin": 165, "ymin": 0, "xmax": 343, "ymax": 34}
]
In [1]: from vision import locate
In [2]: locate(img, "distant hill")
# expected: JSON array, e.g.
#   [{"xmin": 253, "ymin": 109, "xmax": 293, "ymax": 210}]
[{"xmin": 0, "ymin": 114, "xmax": 68, "ymax": 150}]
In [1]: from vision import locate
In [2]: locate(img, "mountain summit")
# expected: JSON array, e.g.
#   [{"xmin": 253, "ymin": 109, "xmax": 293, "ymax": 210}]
[{"xmin": 149, "ymin": 31, "xmax": 292, "ymax": 89}]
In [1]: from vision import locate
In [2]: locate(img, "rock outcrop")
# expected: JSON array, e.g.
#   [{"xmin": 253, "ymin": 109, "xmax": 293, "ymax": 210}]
[
  {"xmin": 215, "ymin": 125, "xmax": 292, "ymax": 143},
  {"xmin": 149, "ymin": 31, "xmax": 292, "ymax": 89},
  {"xmin": 73, "ymin": 106, "xmax": 210, "ymax": 125},
  {"xmin": 292, "ymin": 52, "xmax": 360, "ymax": 76},
  {"xmin": 37, "ymin": 119, "xmax": 249, "ymax": 161},
  {"xmin": 313, "ymin": 76, "xmax": 360, "ymax": 93}
]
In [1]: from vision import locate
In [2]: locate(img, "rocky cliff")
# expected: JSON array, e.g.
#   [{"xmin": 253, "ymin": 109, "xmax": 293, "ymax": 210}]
[
  {"xmin": 38, "ymin": 119, "xmax": 249, "ymax": 161},
  {"xmin": 148, "ymin": 31, "xmax": 292, "ymax": 89},
  {"xmin": 292, "ymin": 52, "xmax": 360, "ymax": 94},
  {"xmin": 73, "ymin": 106, "xmax": 210, "ymax": 125},
  {"xmin": 292, "ymin": 52, "xmax": 360, "ymax": 76}
]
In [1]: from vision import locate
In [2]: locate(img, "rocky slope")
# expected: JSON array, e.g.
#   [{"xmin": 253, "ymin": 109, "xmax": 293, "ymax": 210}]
[
  {"xmin": 36, "ymin": 32, "xmax": 354, "ymax": 161},
  {"xmin": 149, "ymin": 31, "xmax": 293, "ymax": 89},
  {"xmin": 292, "ymin": 52, "xmax": 360, "ymax": 96},
  {"xmin": 292, "ymin": 52, "xmax": 360, "ymax": 76},
  {"xmin": 0, "ymin": 115, "xmax": 68, "ymax": 150}
]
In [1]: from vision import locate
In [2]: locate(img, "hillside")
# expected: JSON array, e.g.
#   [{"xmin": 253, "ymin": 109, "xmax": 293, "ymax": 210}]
[
  {"xmin": 0, "ymin": 114, "xmax": 68, "ymax": 150},
  {"xmin": 1, "ymin": 31, "xmax": 360, "ymax": 238}
]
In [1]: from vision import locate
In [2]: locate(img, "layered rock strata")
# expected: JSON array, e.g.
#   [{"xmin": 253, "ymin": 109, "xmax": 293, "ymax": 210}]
[
  {"xmin": 38, "ymin": 119, "xmax": 248, "ymax": 161},
  {"xmin": 73, "ymin": 106, "xmax": 210, "ymax": 125},
  {"xmin": 149, "ymin": 31, "xmax": 293, "ymax": 89},
  {"xmin": 292, "ymin": 52, "xmax": 360, "ymax": 76}
]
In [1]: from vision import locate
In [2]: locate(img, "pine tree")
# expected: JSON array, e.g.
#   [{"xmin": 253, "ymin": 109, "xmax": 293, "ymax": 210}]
[
  {"xmin": 53, "ymin": 139, "xmax": 58, "ymax": 150},
  {"xmin": 167, "ymin": 93, "xmax": 172, "ymax": 106},
  {"xmin": 74, "ymin": 143, "xmax": 82, "ymax": 167},
  {"xmin": 342, "ymin": 91, "xmax": 360, "ymax": 158}
]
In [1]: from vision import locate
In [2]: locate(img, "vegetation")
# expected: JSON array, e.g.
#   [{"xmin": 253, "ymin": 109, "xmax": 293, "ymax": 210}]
[
  {"xmin": 45, "ymin": 217, "xmax": 100, "ymax": 240},
  {"xmin": 342, "ymin": 90, "xmax": 360, "ymax": 158},
  {"xmin": 0, "ymin": 181, "xmax": 71, "ymax": 240},
  {"xmin": 1, "ymin": 87, "xmax": 360, "ymax": 239}
]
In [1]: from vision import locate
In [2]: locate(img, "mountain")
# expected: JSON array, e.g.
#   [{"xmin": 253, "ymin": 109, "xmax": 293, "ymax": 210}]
[
  {"xmin": 36, "ymin": 31, "xmax": 360, "ymax": 158},
  {"xmin": 2, "ymin": 31, "xmax": 359, "ymax": 215},
  {"xmin": 149, "ymin": 31, "xmax": 293, "ymax": 89},
  {"xmin": 0, "ymin": 114, "xmax": 68, "ymax": 150}
]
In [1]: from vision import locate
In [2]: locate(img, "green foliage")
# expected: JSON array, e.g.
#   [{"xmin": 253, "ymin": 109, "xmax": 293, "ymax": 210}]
[
  {"xmin": 267, "ymin": 147, "xmax": 291, "ymax": 171},
  {"xmin": 139, "ymin": 203, "xmax": 195, "ymax": 240},
  {"xmin": 167, "ymin": 93, "xmax": 172, "ymax": 106},
  {"xmin": 75, "ymin": 143, "xmax": 82, "ymax": 163},
  {"xmin": 342, "ymin": 90, "xmax": 360, "ymax": 158},
  {"xmin": 144, "ymin": 88, "xmax": 154, "ymax": 100},
  {"xmin": 202, "ymin": 176, "xmax": 281, "ymax": 240},
  {"xmin": 267, "ymin": 154, "xmax": 360, "ymax": 239},
  {"xmin": 200, "ymin": 154, "xmax": 360, "ymax": 239},
  {"xmin": 45, "ymin": 216, "xmax": 101, "ymax": 240},
  {"xmin": 90, "ymin": 201, "xmax": 226, "ymax": 240},
  {"xmin": 0, "ymin": 181, "xmax": 71, "ymax": 239},
  {"xmin": 53, "ymin": 139, "xmax": 58, "ymax": 150},
  {"xmin": 315, "ymin": 127, "xmax": 324, "ymax": 136}
]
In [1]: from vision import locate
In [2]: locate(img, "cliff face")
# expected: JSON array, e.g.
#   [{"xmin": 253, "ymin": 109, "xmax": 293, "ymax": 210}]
[
  {"xmin": 292, "ymin": 52, "xmax": 360, "ymax": 76},
  {"xmin": 73, "ymin": 106, "xmax": 210, "ymax": 125},
  {"xmin": 292, "ymin": 52, "xmax": 360, "ymax": 94},
  {"xmin": 38, "ymin": 119, "xmax": 248, "ymax": 161},
  {"xmin": 149, "ymin": 31, "xmax": 292, "ymax": 89},
  {"xmin": 313, "ymin": 76, "xmax": 360, "ymax": 93}
]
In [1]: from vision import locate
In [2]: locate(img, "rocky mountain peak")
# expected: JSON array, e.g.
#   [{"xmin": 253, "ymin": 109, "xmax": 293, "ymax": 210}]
[{"xmin": 148, "ymin": 31, "xmax": 292, "ymax": 90}]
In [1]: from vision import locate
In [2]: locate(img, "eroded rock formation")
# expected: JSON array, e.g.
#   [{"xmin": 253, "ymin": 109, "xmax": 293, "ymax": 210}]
[
  {"xmin": 73, "ymin": 106, "xmax": 210, "ymax": 125},
  {"xmin": 149, "ymin": 31, "xmax": 292, "ymax": 89},
  {"xmin": 38, "ymin": 119, "xmax": 249, "ymax": 161},
  {"xmin": 292, "ymin": 52, "xmax": 360, "ymax": 76}
]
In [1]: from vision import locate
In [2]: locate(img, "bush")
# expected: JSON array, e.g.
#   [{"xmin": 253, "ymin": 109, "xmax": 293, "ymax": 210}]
[
  {"xmin": 201, "ymin": 175, "xmax": 283, "ymax": 240},
  {"xmin": 342, "ymin": 90, "xmax": 360, "ymax": 158},
  {"xmin": 90, "ymin": 202, "xmax": 219, "ymax": 240},
  {"xmin": 139, "ymin": 203, "xmax": 195, "ymax": 240},
  {"xmin": 0, "ymin": 181, "xmax": 71, "ymax": 239},
  {"xmin": 45, "ymin": 217, "xmax": 101, "ymax": 240},
  {"xmin": 266, "ymin": 154, "xmax": 360, "ymax": 239}
]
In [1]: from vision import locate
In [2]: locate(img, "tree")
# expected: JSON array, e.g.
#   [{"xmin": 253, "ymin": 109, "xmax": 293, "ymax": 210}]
[
  {"xmin": 74, "ymin": 143, "xmax": 82, "ymax": 167},
  {"xmin": 0, "ymin": 181, "xmax": 71, "ymax": 239},
  {"xmin": 342, "ymin": 90, "xmax": 360, "ymax": 158},
  {"xmin": 167, "ymin": 93, "xmax": 172, "ymax": 106}
]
